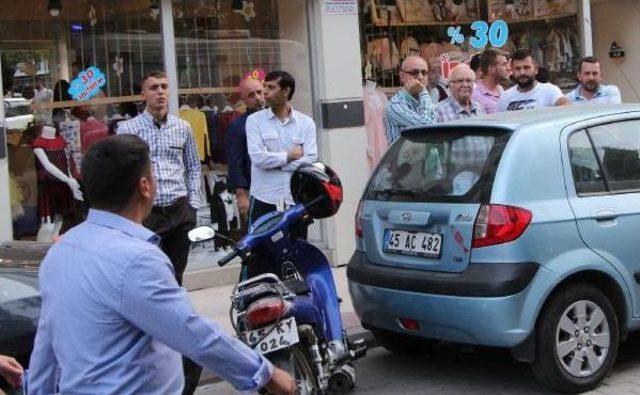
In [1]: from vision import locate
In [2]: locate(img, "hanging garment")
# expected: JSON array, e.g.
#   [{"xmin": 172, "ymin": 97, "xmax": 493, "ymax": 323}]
[
  {"xmin": 363, "ymin": 81, "xmax": 389, "ymax": 172},
  {"xmin": 180, "ymin": 108, "xmax": 210, "ymax": 161},
  {"xmin": 80, "ymin": 117, "xmax": 109, "ymax": 155},
  {"xmin": 59, "ymin": 120, "xmax": 82, "ymax": 179},
  {"xmin": 419, "ymin": 43, "xmax": 443, "ymax": 63},
  {"xmin": 32, "ymin": 136, "xmax": 75, "ymax": 219},
  {"xmin": 210, "ymin": 110, "xmax": 241, "ymax": 165},
  {"xmin": 400, "ymin": 37, "xmax": 420, "ymax": 60}
]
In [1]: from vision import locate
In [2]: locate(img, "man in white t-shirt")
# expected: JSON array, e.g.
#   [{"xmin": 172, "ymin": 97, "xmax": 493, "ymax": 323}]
[{"xmin": 497, "ymin": 49, "xmax": 570, "ymax": 112}]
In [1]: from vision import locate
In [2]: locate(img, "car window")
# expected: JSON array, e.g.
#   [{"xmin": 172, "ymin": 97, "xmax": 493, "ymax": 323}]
[
  {"xmin": 588, "ymin": 120, "xmax": 640, "ymax": 193},
  {"xmin": 365, "ymin": 128, "xmax": 510, "ymax": 203},
  {"xmin": 568, "ymin": 130, "xmax": 607, "ymax": 195},
  {"xmin": 11, "ymin": 104, "xmax": 32, "ymax": 116}
]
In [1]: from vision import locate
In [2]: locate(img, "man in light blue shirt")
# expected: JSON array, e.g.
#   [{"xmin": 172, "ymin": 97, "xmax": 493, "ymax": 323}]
[
  {"xmin": 28, "ymin": 135, "xmax": 295, "ymax": 394},
  {"xmin": 566, "ymin": 56, "xmax": 621, "ymax": 104},
  {"xmin": 246, "ymin": 70, "xmax": 317, "ymax": 232},
  {"xmin": 384, "ymin": 55, "xmax": 436, "ymax": 144}
]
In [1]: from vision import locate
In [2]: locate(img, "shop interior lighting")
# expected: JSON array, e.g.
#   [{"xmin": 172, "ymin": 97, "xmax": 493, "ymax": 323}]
[{"xmin": 48, "ymin": 0, "xmax": 61, "ymax": 17}]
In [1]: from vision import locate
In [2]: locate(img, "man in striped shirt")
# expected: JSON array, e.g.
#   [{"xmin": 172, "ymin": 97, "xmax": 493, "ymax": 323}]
[
  {"xmin": 384, "ymin": 55, "xmax": 436, "ymax": 144},
  {"xmin": 117, "ymin": 70, "xmax": 202, "ymax": 394}
]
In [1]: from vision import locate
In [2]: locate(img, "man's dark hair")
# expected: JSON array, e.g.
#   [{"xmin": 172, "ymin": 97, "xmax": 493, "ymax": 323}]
[
  {"xmin": 579, "ymin": 56, "xmax": 600, "ymax": 72},
  {"xmin": 480, "ymin": 48, "xmax": 507, "ymax": 74},
  {"xmin": 265, "ymin": 70, "xmax": 296, "ymax": 101},
  {"xmin": 512, "ymin": 49, "xmax": 535, "ymax": 64},
  {"xmin": 469, "ymin": 53, "xmax": 482, "ymax": 73},
  {"xmin": 82, "ymin": 135, "xmax": 151, "ymax": 212},
  {"xmin": 141, "ymin": 70, "xmax": 167, "ymax": 87}
]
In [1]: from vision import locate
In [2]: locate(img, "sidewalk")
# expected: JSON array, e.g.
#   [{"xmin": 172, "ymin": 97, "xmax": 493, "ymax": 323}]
[{"xmin": 187, "ymin": 266, "xmax": 372, "ymax": 385}]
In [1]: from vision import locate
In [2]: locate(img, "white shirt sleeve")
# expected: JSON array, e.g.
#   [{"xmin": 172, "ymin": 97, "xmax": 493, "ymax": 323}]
[
  {"xmin": 246, "ymin": 113, "xmax": 288, "ymax": 170},
  {"xmin": 282, "ymin": 116, "xmax": 318, "ymax": 172},
  {"xmin": 546, "ymin": 84, "xmax": 564, "ymax": 106}
]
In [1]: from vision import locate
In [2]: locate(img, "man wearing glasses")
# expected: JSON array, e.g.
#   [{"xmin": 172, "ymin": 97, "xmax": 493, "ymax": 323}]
[
  {"xmin": 384, "ymin": 55, "xmax": 436, "ymax": 144},
  {"xmin": 436, "ymin": 64, "xmax": 485, "ymax": 123}
]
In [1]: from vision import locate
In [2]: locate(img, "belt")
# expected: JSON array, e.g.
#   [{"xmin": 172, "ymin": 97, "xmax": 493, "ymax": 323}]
[{"xmin": 152, "ymin": 196, "xmax": 188, "ymax": 214}]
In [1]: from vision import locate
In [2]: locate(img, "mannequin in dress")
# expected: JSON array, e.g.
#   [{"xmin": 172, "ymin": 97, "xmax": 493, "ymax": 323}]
[{"xmin": 33, "ymin": 126, "xmax": 83, "ymax": 201}]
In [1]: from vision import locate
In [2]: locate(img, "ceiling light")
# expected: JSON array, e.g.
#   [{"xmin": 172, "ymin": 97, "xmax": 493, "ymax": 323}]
[{"xmin": 48, "ymin": 0, "xmax": 61, "ymax": 17}]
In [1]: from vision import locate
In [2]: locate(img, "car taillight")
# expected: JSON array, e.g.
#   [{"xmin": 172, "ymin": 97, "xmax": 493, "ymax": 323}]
[
  {"xmin": 245, "ymin": 297, "xmax": 289, "ymax": 329},
  {"xmin": 355, "ymin": 200, "xmax": 364, "ymax": 238},
  {"xmin": 472, "ymin": 204, "xmax": 532, "ymax": 248}
]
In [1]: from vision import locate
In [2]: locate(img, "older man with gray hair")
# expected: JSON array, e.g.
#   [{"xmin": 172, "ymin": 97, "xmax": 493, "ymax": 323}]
[{"xmin": 435, "ymin": 64, "xmax": 485, "ymax": 123}]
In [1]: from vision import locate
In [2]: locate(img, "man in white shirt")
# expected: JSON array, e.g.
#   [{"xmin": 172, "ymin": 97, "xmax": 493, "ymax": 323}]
[
  {"xmin": 566, "ymin": 56, "xmax": 622, "ymax": 104},
  {"xmin": 497, "ymin": 49, "xmax": 570, "ymax": 112},
  {"xmin": 246, "ymin": 70, "xmax": 318, "ymax": 236}
]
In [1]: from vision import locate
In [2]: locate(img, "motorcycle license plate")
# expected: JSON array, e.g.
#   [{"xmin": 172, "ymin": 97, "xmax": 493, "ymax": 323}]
[{"xmin": 241, "ymin": 317, "xmax": 299, "ymax": 355}]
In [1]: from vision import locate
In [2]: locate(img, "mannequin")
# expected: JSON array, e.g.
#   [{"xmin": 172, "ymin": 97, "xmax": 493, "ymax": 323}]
[
  {"xmin": 33, "ymin": 126, "xmax": 83, "ymax": 200},
  {"xmin": 33, "ymin": 126, "xmax": 83, "ymax": 240}
]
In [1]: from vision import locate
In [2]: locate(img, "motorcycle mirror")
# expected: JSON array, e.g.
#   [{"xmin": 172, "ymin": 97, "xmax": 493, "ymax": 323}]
[{"xmin": 188, "ymin": 226, "xmax": 216, "ymax": 243}]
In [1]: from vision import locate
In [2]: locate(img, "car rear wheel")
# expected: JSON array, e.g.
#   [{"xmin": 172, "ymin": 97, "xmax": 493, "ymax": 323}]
[
  {"xmin": 531, "ymin": 283, "xmax": 618, "ymax": 393},
  {"xmin": 372, "ymin": 328, "xmax": 434, "ymax": 355}
]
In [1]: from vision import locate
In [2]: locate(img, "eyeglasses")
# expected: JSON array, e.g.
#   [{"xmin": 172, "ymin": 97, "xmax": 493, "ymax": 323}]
[
  {"xmin": 401, "ymin": 69, "xmax": 429, "ymax": 77},
  {"xmin": 450, "ymin": 78, "xmax": 475, "ymax": 85}
]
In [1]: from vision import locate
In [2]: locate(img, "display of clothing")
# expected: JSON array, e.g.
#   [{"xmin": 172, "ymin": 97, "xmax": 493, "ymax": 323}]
[
  {"xmin": 180, "ymin": 106, "xmax": 210, "ymax": 161},
  {"xmin": 59, "ymin": 119, "xmax": 81, "ymax": 178},
  {"xmin": 209, "ymin": 109, "xmax": 241, "ymax": 165},
  {"xmin": 363, "ymin": 81, "xmax": 389, "ymax": 171},
  {"xmin": 80, "ymin": 117, "xmax": 109, "ymax": 155},
  {"xmin": 32, "ymin": 136, "xmax": 75, "ymax": 219}
]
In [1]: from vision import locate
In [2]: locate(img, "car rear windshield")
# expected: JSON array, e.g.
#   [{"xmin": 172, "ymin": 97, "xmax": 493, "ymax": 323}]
[{"xmin": 365, "ymin": 128, "xmax": 512, "ymax": 203}]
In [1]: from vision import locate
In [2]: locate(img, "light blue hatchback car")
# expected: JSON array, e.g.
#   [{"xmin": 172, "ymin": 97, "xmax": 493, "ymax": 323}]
[{"xmin": 348, "ymin": 104, "xmax": 640, "ymax": 393}]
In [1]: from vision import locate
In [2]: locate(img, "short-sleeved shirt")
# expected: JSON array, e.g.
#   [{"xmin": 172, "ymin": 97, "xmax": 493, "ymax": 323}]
[
  {"xmin": 472, "ymin": 80, "xmax": 503, "ymax": 114},
  {"xmin": 566, "ymin": 84, "xmax": 622, "ymax": 104},
  {"xmin": 497, "ymin": 82, "xmax": 564, "ymax": 112}
]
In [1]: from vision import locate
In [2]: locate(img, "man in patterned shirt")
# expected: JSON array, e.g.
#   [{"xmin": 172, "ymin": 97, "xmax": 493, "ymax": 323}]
[
  {"xmin": 384, "ymin": 55, "xmax": 436, "ymax": 144},
  {"xmin": 117, "ymin": 70, "xmax": 202, "ymax": 394},
  {"xmin": 436, "ymin": 64, "xmax": 485, "ymax": 123}
]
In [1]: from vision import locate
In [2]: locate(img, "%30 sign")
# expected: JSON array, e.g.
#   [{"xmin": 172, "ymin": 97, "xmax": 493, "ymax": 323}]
[
  {"xmin": 447, "ymin": 20, "xmax": 509, "ymax": 49},
  {"xmin": 68, "ymin": 66, "xmax": 107, "ymax": 102}
]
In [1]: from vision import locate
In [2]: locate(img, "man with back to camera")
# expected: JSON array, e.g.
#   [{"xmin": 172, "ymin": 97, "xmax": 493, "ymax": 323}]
[
  {"xmin": 227, "ymin": 77, "xmax": 266, "ymax": 219},
  {"xmin": 472, "ymin": 48, "xmax": 509, "ymax": 114},
  {"xmin": 27, "ymin": 134, "xmax": 296, "ymax": 395},
  {"xmin": 566, "ymin": 56, "xmax": 622, "ymax": 104},
  {"xmin": 497, "ymin": 49, "xmax": 570, "ymax": 112},
  {"xmin": 384, "ymin": 55, "xmax": 436, "ymax": 144}
]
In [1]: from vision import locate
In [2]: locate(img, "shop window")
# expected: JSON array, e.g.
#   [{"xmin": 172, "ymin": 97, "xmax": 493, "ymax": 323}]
[
  {"xmin": 169, "ymin": 0, "xmax": 319, "ymax": 271},
  {"xmin": 359, "ymin": 0, "xmax": 582, "ymax": 95},
  {"xmin": 1, "ymin": 1, "xmax": 162, "ymax": 240}
]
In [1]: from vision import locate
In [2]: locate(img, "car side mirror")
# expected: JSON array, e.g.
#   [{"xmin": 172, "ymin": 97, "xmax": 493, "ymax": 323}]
[{"xmin": 188, "ymin": 226, "xmax": 216, "ymax": 243}]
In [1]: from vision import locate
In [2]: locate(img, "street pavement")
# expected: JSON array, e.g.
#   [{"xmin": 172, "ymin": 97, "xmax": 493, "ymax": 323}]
[{"xmin": 190, "ymin": 267, "xmax": 640, "ymax": 395}]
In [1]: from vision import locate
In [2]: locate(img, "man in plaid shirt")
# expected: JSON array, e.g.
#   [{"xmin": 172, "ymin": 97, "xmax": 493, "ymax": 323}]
[
  {"xmin": 117, "ymin": 70, "xmax": 202, "ymax": 394},
  {"xmin": 435, "ymin": 64, "xmax": 485, "ymax": 123}
]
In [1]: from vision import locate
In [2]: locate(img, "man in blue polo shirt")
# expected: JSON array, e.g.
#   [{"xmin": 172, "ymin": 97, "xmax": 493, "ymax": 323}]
[
  {"xmin": 28, "ymin": 135, "xmax": 295, "ymax": 395},
  {"xmin": 566, "ymin": 56, "xmax": 621, "ymax": 104}
]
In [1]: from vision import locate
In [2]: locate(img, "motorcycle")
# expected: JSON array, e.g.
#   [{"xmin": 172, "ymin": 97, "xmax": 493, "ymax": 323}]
[{"xmin": 189, "ymin": 176, "xmax": 367, "ymax": 393}]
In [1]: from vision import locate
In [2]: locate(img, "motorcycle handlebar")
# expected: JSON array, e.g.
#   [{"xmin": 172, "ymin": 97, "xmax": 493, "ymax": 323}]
[{"xmin": 218, "ymin": 248, "xmax": 239, "ymax": 267}]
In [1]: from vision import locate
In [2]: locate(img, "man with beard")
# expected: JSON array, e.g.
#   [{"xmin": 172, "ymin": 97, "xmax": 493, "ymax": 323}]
[
  {"xmin": 246, "ymin": 70, "xmax": 317, "ymax": 235},
  {"xmin": 566, "ymin": 57, "xmax": 621, "ymax": 104},
  {"xmin": 497, "ymin": 49, "xmax": 570, "ymax": 112},
  {"xmin": 472, "ymin": 48, "xmax": 509, "ymax": 114}
]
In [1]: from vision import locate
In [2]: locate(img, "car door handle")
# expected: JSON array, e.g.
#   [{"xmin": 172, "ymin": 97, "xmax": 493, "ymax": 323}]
[{"xmin": 594, "ymin": 208, "xmax": 618, "ymax": 221}]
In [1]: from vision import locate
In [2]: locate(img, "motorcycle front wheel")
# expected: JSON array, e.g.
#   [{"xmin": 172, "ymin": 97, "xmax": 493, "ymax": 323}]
[{"xmin": 269, "ymin": 344, "xmax": 321, "ymax": 395}]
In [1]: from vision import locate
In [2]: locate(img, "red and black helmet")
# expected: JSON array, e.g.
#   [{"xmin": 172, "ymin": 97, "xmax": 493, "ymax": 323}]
[{"xmin": 290, "ymin": 162, "xmax": 343, "ymax": 219}]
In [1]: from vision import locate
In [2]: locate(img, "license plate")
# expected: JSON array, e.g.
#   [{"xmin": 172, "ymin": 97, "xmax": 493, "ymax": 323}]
[
  {"xmin": 384, "ymin": 230, "xmax": 443, "ymax": 258},
  {"xmin": 241, "ymin": 317, "xmax": 299, "ymax": 355}
]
